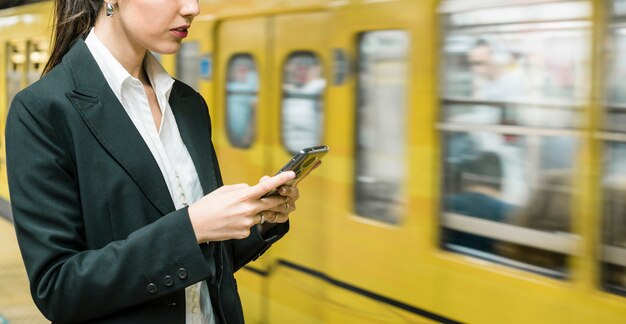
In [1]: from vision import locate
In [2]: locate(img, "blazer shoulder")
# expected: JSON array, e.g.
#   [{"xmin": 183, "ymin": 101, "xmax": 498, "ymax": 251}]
[
  {"xmin": 171, "ymin": 80, "xmax": 210, "ymax": 116},
  {"xmin": 9, "ymin": 62, "xmax": 79, "ymax": 126},
  {"xmin": 13, "ymin": 62, "xmax": 74, "ymax": 105}
]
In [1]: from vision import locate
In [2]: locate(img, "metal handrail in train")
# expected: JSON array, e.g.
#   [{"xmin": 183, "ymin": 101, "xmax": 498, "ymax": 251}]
[
  {"xmin": 437, "ymin": 123, "xmax": 581, "ymax": 137},
  {"xmin": 442, "ymin": 212, "xmax": 581, "ymax": 255},
  {"xmin": 602, "ymin": 245, "xmax": 626, "ymax": 267},
  {"xmin": 441, "ymin": 97, "xmax": 586, "ymax": 110}
]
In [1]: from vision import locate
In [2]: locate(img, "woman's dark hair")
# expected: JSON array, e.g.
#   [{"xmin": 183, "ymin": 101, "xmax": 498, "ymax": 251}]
[{"xmin": 42, "ymin": 0, "xmax": 103, "ymax": 75}]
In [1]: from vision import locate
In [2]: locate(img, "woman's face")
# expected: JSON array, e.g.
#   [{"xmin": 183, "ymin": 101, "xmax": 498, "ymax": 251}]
[{"xmin": 113, "ymin": 0, "xmax": 200, "ymax": 54}]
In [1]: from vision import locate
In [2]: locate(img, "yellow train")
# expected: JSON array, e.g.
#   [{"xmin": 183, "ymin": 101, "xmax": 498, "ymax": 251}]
[{"xmin": 2, "ymin": 0, "xmax": 626, "ymax": 322}]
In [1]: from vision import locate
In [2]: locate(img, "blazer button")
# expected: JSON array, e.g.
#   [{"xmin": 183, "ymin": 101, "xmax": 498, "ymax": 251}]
[
  {"xmin": 146, "ymin": 283, "xmax": 158, "ymax": 294},
  {"xmin": 163, "ymin": 275, "xmax": 174, "ymax": 287},
  {"xmin": 177, "ymin": 268, "xmax": 188, "ymax": 280}
]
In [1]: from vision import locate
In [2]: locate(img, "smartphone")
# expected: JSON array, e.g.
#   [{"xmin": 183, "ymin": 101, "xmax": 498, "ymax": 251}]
[{"xmin": 262, "ymin": 145, "xmax": 329, "ymax": 197}]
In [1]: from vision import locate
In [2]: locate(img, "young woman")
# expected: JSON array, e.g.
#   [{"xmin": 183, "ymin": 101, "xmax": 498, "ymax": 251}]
[{"xmin": 5, "ymin": 0, "xmax": 299, "ymax": 323}]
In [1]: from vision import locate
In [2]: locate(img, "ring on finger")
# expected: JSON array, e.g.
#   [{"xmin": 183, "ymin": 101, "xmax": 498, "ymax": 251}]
[
  {"xmin": 282, "ymin": 202, "xmax": 289, "ymax": 213},
  {"xmin": 272, "ymin": 212, "xmax": 279, "ymax": 222},
  {"xmin": 259, "ymin": 212, "xmax": 265, "ymax": 225}
]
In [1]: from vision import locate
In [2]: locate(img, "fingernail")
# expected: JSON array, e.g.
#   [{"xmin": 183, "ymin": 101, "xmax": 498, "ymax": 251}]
[{"xmin": 279, "ymin": 187, "xmax": 287, "ymax": 194}]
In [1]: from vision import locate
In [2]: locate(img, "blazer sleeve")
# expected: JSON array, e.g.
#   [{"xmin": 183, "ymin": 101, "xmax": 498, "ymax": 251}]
[
  {"xmin": 6, "ymin": 92, "xmax": 215, "ymax": 323},
  {"xmin": 231, "ymin": 223, "xmax": 289, "ymax": 272}
]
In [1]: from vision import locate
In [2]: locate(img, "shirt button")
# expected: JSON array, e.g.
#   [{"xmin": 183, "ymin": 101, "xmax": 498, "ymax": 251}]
[
  {"xmin": 177, "ymin": 268, "xmax": 188, "ymax": 280},
  {"xmin": 146, "ymin": 283, "xmax": 158, "ymax": 294},
  {"xmin": 163, "ymin": 275, "xmax": 174, "ymax": 287},
  {"xmin": 192, "ymin": 306, "xmax": 200, "ymax": 314}
]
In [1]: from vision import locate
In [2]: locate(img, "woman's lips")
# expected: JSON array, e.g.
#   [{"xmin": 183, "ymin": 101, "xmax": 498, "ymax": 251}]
[{"xmin": 171, "ymin": 27, "xmax": 189, "ymax": 39}]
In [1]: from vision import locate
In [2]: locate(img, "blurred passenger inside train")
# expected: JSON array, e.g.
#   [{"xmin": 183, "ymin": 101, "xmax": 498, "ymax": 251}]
[
  {"xmin": 5, "ymin": 0, "xmax": 303, "ymax": 323},
  {"xmin": 444, "ymin": 37, "xmax": 532, "ymax": 206},
  {"xmin": 444, "ymin": 151, "xmax": 513, "ymax": 253},
  {"xmin": 467, "ymin": 38, "xmax": 528, "ymax": 102},
  {"xmin": 448, "ymin": 38, "xmax": 529, "ymax": 126}
]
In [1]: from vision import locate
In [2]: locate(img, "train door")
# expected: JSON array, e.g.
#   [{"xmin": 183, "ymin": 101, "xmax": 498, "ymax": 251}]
[
  {"xmin": 215, "ymin": 18, "xmax": 268, "ymax": 182},
  {"xmin": 215, "ymin": 17, "xmax": 270, "ymax": 323},
  {"xmin": 320, "ymin": 1, "xmax": 439, "ymax": 322},
  {"xmin": 264, "ymin": 11, "xmax": 331, "ymax": 323},
  {"xmin": 1, "ymin": 41, "xmax": 27, "ymax": 211}
]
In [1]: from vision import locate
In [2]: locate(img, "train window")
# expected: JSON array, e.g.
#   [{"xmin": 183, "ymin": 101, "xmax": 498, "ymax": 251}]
[
  {"xmin": 6, "ymin": 42, "xmax": 26, "ymax": 110},
  {"xmin": 226, "ymin": 54, "xmax": 258, "ymax": 148},
  {"xmin": 438, "ymin": 0, "xmax": 590, "ymax": 277},
  {"xmin": 354, "ymin": 30, "xmax": 408, "ymax": 224},
  {"xmin": 176, "ymin": 41, "xmax": 200, "ymax": 91},
  {"xmin": 601, "ymin": 0, "xmax": 626, "ymax": 296},
  {"xmin": 281, "ymin": 52, "xmax": 325, "ymax": 154}
]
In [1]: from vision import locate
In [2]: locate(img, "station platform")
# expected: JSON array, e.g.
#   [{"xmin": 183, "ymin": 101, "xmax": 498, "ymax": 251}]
[{"xmin": 0, "ymin": 217, "xmax": 46, "ymax": 323}]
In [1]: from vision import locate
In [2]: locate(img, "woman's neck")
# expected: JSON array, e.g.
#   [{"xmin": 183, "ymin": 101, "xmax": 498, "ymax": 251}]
[{"xmin": 92, "ymin": 20, "xmax": 147, "ymax": 80}]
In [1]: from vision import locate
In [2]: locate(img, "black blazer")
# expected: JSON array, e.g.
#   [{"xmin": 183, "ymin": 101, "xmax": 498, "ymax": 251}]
[{"xmin": 5, "ymin": 39, "xmax": 287, "ymax": 324}]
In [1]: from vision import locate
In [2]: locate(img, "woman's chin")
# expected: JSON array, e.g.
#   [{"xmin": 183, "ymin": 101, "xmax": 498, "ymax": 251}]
[{"xmin": 150, "ymin": 42, "xmax": 182, "ymax": 55}]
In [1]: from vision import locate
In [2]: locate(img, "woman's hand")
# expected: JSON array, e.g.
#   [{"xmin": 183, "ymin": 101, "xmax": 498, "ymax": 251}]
[
  {"xmin": 256, "ymin": 182, "xmax": 299, "ymax": 225},
  {"xmin": 187, "ymin": 171, "xmax": 295, "ymax": 243},
  {"xmin": 258, "ymin": 160, "xmax": 321, "ymax": 225}
]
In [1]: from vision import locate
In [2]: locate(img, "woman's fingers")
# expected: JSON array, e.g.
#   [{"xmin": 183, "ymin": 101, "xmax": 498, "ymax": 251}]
[
  {"xmin": 216, "ymin": 183, "xmax": 250, "ymax": 193},
  {"xmin": 266, "ymin": 211, "xmax": 289, "ymax": 224},
  {"xmin": 265, "ymin": 198, "xmax": 296, "ymax": 214},
  {"xmin": 245, "ymin": 171, "xmax": 295, "ymax": 200},
  {"xmin": 255, "ymin": 211, "xmax": 266, "ymax": 225},
  {"xmin": 277, "ymin": 185, "xmax": 299, "ymax": 199},
  {"xmin": 258, "ymin": 194, "xmax": 289, "ymax": 212},
  {"xmin": 256, "ymin": 210, "xmax": 289, "ymax": 224}
]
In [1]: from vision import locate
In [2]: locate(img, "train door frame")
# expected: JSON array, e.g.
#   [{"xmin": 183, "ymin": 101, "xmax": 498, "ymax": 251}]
[
  {"xmin": 211, "ymin": 16, "xmax": 272, "ymax": 323},
  {"xmin": 262, "ymin": 10, "xmax": 333, "ymax": 323},
  {"xmin": 1, "ymin": 40, "xmax": 28, "ymax": 212}
]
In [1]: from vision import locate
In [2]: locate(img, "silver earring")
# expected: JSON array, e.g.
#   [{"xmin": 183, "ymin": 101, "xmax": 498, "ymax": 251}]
[{"xmin": 106, "ymin": 2, "xmax": 114, "ymax": 17}]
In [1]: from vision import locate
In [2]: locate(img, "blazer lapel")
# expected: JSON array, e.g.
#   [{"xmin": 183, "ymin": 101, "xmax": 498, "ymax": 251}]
[
  {"xmin": 63, "ymin": 39, "xmax": 175, "ymax": 215},
  {"xmin": 169, "ymin": 82, "xmax": 218, "ymax": 195}
]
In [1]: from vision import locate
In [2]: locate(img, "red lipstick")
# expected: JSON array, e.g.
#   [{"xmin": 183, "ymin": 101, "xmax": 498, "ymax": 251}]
[{"xmin": 171, "ymin": 25, "xmax": 190, "ymax": 39}]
